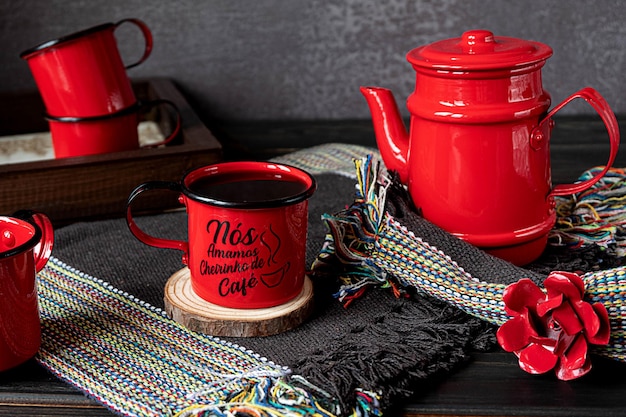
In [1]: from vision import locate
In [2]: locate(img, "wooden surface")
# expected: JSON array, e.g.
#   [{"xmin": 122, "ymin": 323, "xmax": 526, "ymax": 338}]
[
  {"xmin": 397, "ymin": 352, "xmax": 626, "ymax": 417},
  {"xmin": 2, "ymin": 117, "xmax": 626, "ymax": 416},
  {"xmin": 164, "ymin": 268, "xmax": 315, "ymax": 337},
  {"xmin": 0, "ymin": 78, "xmax": 222, "ymax": 226}
]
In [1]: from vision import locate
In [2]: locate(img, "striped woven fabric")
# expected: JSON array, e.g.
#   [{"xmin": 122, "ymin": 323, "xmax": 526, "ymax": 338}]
[
  {"xmin": 271, "ymin": 143, "xmax": 382, "ymax": 178},
  {"xmin": 580, "ymin": 267, "xmax": 626, "ymax": 362},
  {"xmin": 317, "ymin": 155, "xmax": 626, "ymax": 368},
  {"xmin": 36, "ymin": 258, "xmax": 354, "ymax": 417},
  {"xmin": 371, "ymin": 216, "xmax": 626, "ymax": 363},
  {"xmin": 372, "ymin": 216, "xmax": 510, "ymax": 326},
  {"xmin": 32, "ymin": 143, "xmax": 626, "ymax": 414},
  {"xmin": 30, "ymin": 144, "xmax": 388, "ymax": 417}
]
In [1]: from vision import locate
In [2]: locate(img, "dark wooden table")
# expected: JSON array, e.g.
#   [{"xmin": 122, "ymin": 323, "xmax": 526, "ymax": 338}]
[{"xmin": 2, "ymin": 116, "xmax": 626, "ymax": 416}]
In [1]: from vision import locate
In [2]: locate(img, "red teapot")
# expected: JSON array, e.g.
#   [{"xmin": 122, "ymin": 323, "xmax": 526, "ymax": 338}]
[{"xmin": 361, "ymin": 30, "xmax": 620, "ymax": 265}]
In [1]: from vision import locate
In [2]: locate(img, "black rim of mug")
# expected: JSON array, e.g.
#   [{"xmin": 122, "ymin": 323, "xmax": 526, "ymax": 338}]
[
  {"xmin": 20, "ymin": 23, "xmax": 116, "ymax": 58},
  {"xmin": 0, "ymin": 211, "xmax": 43, "ymax": 260},
  {"xmin": 44, "ymin": 102, "xmax": 142, "ymax": 123},
  {"xmin": 180, "ymin": 162, "xmax": 318, "ymax": 209}
]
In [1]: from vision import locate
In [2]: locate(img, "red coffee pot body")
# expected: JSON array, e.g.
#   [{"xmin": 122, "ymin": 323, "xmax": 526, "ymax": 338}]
[{"xmin": 361, "ymin": 30, "xmax": 619, "ymax": 265}]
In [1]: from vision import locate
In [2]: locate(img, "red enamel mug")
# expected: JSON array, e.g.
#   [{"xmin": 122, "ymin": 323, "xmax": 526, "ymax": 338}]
[
  {"xmin": 0, "ymin": 211, "xmax": 54, "ymax": 372},
  {"xmin": 126, "ymin": 162, "xmax": 317, "ymax": 309},
  {"xmin": 361, "ymin": 30, "xmax": 620, "ymax": 265},
  {"xmin": 45, "ymin": 99, "xmax": 181, "ymax": 158},
  {"xmin": 20, "ymin": 18, "xmax": 152, "ymax": 118}
]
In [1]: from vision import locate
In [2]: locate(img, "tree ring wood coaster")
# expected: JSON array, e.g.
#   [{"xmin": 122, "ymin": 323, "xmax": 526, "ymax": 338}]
[{"xmin": 164, "ymin": 267, "xmax": 315, "ymax": 337}]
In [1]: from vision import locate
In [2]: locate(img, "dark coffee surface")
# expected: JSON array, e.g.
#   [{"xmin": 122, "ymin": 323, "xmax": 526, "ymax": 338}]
[{"xmin": 189, "ymin": 177, "xmax": 308, "ymax": 203}]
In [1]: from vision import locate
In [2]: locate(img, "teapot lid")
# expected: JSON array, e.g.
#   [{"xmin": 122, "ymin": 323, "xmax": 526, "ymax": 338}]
[{"xmin": 408, "ymin": 30, "xmax": 553, "ymax": 71}]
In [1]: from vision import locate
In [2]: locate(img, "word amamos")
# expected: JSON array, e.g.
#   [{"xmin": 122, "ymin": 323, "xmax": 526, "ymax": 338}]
[{"xmin": 198, "ymin": 219, "xmax": 287, "ymax": 298}]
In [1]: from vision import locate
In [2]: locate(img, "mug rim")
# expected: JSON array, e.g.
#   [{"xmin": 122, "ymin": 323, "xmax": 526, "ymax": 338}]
[
  {"xmin": 181, "ymin": 161, "xmax": 317, "ymax": 209},
  {"xmin": 0, "ymin": 216, "xmax": 42, "ymax": 260},
  {"xmin": 20, "ymin": 22, "xmax": 116, "ymax": 59},
  {"xmin": 45, "ymin": 101, "xmax": 140, "ymax": 123}
]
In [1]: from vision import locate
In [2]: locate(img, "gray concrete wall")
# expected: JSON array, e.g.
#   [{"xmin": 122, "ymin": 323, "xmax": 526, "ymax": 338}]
[{"xmin": 1, "ymin": 0, "xmax": 624, "ymax": 121}]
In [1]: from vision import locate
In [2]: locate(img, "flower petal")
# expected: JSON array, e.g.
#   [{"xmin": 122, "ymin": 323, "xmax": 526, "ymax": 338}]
[
  {"xmin": 555, "ymin": 335, "xmax": 591, "ymax": 381},
  {"xmin": 556, "ymin": 360, "xmax": 591, "ymax": 381},
  {"xmin": 587, "ymin": 302, "xmax": 611, "ymax": 345},
  {"xmin": 497, "ymin": 315, "xmax": 536, "ymax": 352},
  {"xmin": 503, "ymin": 279, "xmax": 545, "ymax": 315},
  {"xmin": 564, "ymin": 334, "xmax": 588, "ymax": 369},
  {"xmin": 553, "ymin": 331, "xmax": 576, "ymax": 357},
  {"xmin": 571, "ymin": 299, "xmax": 600, "ymax": 337},
  {"xmin": 544, "ymin": 271, "xmax": 584, "ymax": 301},
  {"xmin": 536, "ymin": 293, "xmax": 563, "ymax": 317},
  {"xmin": 552, "ymin": 303, "xmax": 584, "ymax": 335},
  {"xmin": 518, "ymin": 344, "xmax": 558, "ymax": 374}
]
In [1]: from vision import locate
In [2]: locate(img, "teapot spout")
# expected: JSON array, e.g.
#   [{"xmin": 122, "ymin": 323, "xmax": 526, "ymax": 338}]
[{"xmin": 360, "ymin": 86, "xmax": 409, "ymax": 182}]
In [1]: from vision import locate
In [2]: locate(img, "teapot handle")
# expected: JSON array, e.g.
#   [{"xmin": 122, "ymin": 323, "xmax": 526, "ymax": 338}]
[{"xmin": 531, "ymin": 87, "xmax": 620, "ymax": 197}]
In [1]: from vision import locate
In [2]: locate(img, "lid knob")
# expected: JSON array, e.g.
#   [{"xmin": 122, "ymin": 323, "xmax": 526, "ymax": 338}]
[{"xmin": 460, "ymin": 30, "xmax": 495, "ymax": 53}]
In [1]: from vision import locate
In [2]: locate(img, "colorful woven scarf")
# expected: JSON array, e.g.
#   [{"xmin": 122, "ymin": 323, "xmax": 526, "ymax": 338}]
[
  {"xmin": 34, "ymin": 144, "xmax": 490, "ymax": 417},
  {"xmin": 36, "ymin": 257, "xmax": 378, "ymax": 417},
  {"xmin": 33, "ymin": 145, "xmax": 626, "ymax": 414},
  {"xmin": 313, "ymin": 156, "xmax": 626, "ymax": 378}
]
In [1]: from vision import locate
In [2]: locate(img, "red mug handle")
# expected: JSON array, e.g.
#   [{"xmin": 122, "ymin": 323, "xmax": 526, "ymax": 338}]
[
  {"xmin": 114, "ymin": 18, "xmax": 153, "ymax": 70},
  {"xmin": 13, "ymin": 210, "xmax": 54, "ymax": 272},
  {"xmin": 530, "ymin": 87, "xmax": 620, "ymax": 197},
  {"xmin": 139, "ymin": 99, "xmax": 182, "ymax": 148},
  {"xmin": 126, "ymin": 181, "xmax": 190, "ymax": 263}
]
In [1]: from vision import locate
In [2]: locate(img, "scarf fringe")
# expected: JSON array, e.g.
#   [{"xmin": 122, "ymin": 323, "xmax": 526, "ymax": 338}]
[
  {"xmin": 290, "ymin": 291, "xmax": 493, "ymax": 416},
  {"xmin": 174, "ymin": 375, "xmax": 381, "ymax": 417},
  {"xmin": 550, "ymin": 167, "xmax": 626, "ymax": 256},
  {"xmin": 312, "ymin": 156, "xmax": 394, "ymax": 305}
]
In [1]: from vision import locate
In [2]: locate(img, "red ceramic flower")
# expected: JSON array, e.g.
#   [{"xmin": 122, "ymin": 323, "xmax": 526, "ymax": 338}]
[{"xmin": 496, "ymin": 271, "xmax": 610, "ymax": 381}]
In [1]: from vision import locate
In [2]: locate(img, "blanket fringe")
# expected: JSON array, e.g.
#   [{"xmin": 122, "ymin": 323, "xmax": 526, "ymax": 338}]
[
  {"xmin": 312, "ymin": 156, "xmax": 394, "ymax": 305},
  {"xmin": 550, "ymin": 167, "xmax": 626, "ymax": 257},
  {"xmin": 173, "ymin": 376, "xmax": 381, "ymax": 417},
  {"xmin": 291, "ymin": 293, "xmax": 493, "ymax": 415}
]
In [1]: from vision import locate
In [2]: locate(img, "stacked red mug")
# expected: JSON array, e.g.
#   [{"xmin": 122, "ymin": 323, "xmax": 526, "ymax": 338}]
[{"xmin": 20, "ymin": 18, "xmax": 180, "ymax": 158}]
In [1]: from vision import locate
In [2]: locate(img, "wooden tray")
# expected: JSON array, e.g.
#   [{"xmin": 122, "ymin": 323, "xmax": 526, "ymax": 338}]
[{"xmin": 0, "ymin": 78, "xmax": 222, "ymax": 225}]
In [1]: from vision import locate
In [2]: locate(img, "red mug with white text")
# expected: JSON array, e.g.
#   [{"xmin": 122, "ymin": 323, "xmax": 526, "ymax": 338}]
[
  {"xmin": 0, "ymin": 211, "xmax": 54, "ymax": 372},
  {"xmin": 21, "ymin": 18, "xmax": 152, "ymax": 118},
  {"xmin": 126, "ymin": 162, "xmax": 316, "ymax": 309}
]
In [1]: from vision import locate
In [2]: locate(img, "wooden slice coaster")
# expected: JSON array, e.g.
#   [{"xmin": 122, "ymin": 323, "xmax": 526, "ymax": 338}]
[{"xmin": 164, "ymin": 267, "xmax": 314, "ymax": 337}]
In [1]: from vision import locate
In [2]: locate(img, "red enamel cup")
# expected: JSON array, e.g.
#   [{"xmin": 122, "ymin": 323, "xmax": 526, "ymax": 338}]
[
  {"xmin": 0, "ymin": 211, "xmax": 54, "ymax": 372},
  {"xmin": 126, "ymin": 162, "xmax": 316, "ymax": 309},
  {"xmin": 20, "ymin": 18, "xmax": 152, "ymax": 118},
  {"xmin": 46, "ymin": 99, "xmax": 181, "ymax": 158}
]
